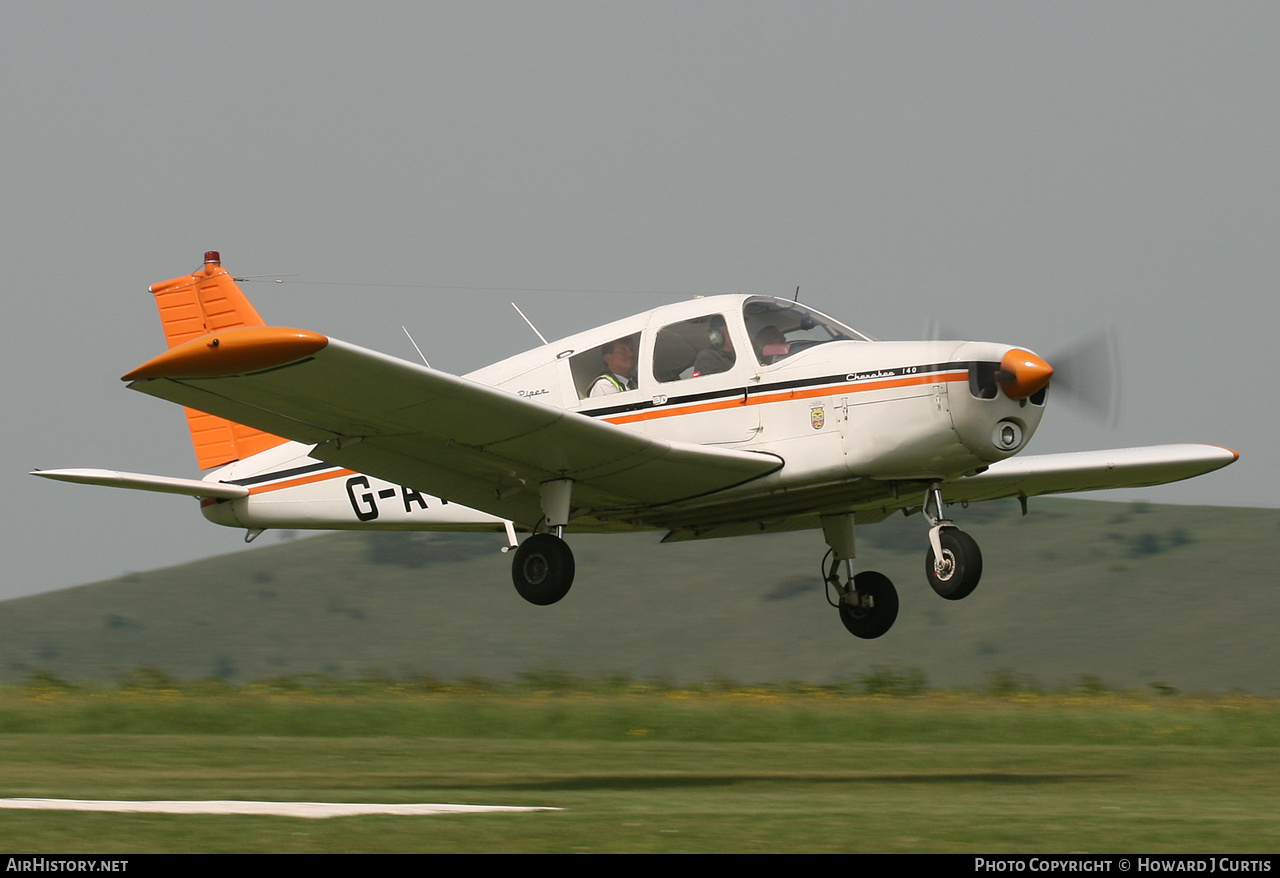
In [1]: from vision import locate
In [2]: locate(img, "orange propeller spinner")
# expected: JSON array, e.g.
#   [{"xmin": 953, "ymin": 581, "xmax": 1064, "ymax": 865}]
[{"xmin": 997, "ymin": 349, "xmax": 1054, "ymax": 400}]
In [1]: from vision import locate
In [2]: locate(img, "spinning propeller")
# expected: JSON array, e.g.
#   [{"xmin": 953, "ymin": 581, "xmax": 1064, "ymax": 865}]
[
  {"xmin": 926, "ymin": 321, "xmax": 1121, "ymax": 426},
  {"xmin": 1043, "ymin": 329, "xmax": 1121, "ymax": 426}
]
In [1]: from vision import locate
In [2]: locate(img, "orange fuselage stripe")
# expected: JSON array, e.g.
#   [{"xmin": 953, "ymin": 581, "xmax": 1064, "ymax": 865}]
[
  {"xmin": 234, "ymin": 373, "xmax": 967, "ymax": 494},
  {"xmin": 246, "ymin": 468, "xmax": 358, "ymax": 495},
  {"xmin": 602, "ymin": 372, "xmax": 968, "ymax": 426}
]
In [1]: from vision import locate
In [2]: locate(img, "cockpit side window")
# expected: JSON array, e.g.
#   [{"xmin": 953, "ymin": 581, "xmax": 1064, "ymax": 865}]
[
  {"xmin": 653, "ymin": 314, "xmax": 736, "ymax": 382},
  {"xmin": 571, "ymin": 334, "xmax": 640, "ymax": 399},
  {"xmin": 742, "ymin": 298, "xmax": 868, "ymax": 365}
]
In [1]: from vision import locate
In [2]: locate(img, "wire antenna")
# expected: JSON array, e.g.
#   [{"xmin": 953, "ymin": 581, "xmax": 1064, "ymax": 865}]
[{"xmin": 235, "ymin": 274, "xmax": 299, "ymax": 283}]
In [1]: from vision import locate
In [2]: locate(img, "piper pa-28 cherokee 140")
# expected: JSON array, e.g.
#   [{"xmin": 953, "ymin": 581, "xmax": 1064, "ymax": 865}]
[{"xmin": 33, "ymin": 253, "xmax": 1237, "ymax": 639}]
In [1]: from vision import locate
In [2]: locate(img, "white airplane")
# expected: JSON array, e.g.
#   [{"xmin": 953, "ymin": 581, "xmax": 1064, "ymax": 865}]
[{"xmin": 33, "ymin": 253, "xmax": 1237, "ymax": 639}]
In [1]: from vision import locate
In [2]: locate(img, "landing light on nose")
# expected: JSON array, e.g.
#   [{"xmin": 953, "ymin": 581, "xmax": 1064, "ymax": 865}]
[{"xmin": 997, "ymin": 349, "xmax": 1054, "ymax": 400}]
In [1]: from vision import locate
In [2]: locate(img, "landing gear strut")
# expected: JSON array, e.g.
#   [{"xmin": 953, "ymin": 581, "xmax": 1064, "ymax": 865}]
[
  {"xmin": 831, "ymin": 563, "xmax": 899, "ymax": 639},
  {"xmin": 511, "ymin": 478, "xmax": 576, "ymax": 606},
  {"xmin": 821, "ymin": 513, "xmax": 899, "ymax": 639},
  {"xmin": 923, "ymin": 484, "xmax": 983, "ymax": 600}
]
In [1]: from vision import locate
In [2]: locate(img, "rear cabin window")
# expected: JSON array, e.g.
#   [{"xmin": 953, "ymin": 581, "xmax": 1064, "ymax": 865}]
[{"xmin": 653, "ymin": 315, "xmax": 736, "ymax": 382}]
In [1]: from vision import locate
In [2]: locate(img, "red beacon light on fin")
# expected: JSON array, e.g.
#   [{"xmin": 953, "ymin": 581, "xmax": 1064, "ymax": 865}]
[{"xmin": 204, "ymin": 251, "xmax": 221, "ymax": 265}]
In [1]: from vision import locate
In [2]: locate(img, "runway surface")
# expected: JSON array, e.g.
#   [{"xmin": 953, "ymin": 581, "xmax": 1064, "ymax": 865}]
[{"xmin": 0, "ymin": 798, "xmax": 559, "ymax": 819}]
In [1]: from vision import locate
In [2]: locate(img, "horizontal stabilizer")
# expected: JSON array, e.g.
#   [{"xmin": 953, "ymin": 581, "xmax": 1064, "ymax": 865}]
[{"xmin": 30, "ymin": 468, "xmax": 249, "ymax": 500}]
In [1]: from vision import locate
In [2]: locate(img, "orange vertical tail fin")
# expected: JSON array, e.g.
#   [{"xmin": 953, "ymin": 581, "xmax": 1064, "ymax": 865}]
[{"xmin": 147, "ymin": 252, "xmax": 289, "ymax": 469}]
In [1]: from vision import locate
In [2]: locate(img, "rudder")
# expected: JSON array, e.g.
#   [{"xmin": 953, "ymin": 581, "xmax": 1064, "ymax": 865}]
[{"xmin": 148, "ymin": 252, "xmax": 288, "ymax": 469}]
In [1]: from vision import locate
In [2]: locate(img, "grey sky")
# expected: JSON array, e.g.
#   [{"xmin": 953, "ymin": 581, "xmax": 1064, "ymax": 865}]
[{"xmin": 5, "ymin": 3, "xmax": 1276, "ymax": 600}]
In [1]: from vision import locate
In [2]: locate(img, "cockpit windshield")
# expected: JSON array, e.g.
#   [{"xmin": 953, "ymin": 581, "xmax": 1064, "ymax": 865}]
[{"xmin": 742, "ymin": 298, "xmax": 869, "ymax": 366}]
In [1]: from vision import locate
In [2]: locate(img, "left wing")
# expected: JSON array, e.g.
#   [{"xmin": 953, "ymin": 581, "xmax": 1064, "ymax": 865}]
[
  {"xmin": 124, "ymin": 327, "xmax": 782, "ymax": 526},
  {"xmin": 945, "ymin": 444, "xmax": 1238, "ymax": 505}
]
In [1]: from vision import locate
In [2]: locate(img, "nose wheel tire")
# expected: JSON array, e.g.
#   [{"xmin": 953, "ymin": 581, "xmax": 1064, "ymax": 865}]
[
  {"xmin": 839, "ymin": 571, "xmax": 899, "ymax": 639},
  {"xmin": 512, "ymin": 533, "xmax": 575, "ymax": 605},
  {"xmin": 925, "ymin": 528, "xmax": 983, "ymax": 600}
]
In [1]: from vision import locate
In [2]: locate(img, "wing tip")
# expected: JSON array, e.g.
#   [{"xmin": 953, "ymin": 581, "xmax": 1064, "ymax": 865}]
[
  {"xmin": 1208, "ymin": 444, "xmax": 1240, "ymax": 463},
  {"xmin": 1183, "ymin": 443, "xmax": 1240, "ymax": 470},
  {"xmin": 123, "ymin": 327, "xmax": 329, "ymax": 381}
]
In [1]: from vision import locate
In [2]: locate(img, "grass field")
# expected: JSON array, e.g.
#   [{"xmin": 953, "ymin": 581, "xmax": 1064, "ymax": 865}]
[
  {"xmin": 0, "ymin": 680, "xmax": 1277, "ymax": 853},
  {"xmin": 6, "ymin": 498, "xmax": 1279, "ymax": 693}
]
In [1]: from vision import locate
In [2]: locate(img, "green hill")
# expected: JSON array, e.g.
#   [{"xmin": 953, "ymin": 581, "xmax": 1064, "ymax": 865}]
[{"xmin": 2, "ymin": 498, "xmax": 1276, "ymax": 692}]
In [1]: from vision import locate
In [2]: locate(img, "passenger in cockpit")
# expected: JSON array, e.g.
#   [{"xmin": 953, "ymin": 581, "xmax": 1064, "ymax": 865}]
[{"xmin": 692, "ymin": 315, "xmax": 735, "ymax": 377}]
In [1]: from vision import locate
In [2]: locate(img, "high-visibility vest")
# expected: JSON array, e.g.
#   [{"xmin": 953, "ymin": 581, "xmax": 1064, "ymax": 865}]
[{"xmin": 597, "ymin": 373, "xmax": 628, "ymax": 392}]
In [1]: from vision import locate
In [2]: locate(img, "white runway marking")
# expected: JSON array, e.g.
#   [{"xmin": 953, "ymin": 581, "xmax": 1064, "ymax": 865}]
[{"xmin": 0, "ymin": 798, "xmax": 560, "ymax": 819}]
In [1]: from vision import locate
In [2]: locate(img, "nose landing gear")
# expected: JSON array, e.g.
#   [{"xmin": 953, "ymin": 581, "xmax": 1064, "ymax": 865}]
[{"xmin": 923, "ymin": 484, "xmax": 983, "ymax": 600}]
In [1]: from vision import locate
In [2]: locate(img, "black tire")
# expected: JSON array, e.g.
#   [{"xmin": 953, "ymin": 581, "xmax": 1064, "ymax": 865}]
[
  {"xmin": 511, "ymin": 533, "xmax": 575, "ymax": 605},
  {"xmin": 839, "ymin": 571, "xmax": 899, "ymax": 639},
  {"xmin": 925, "ymin": 528, "xmax": 983, "ymax": 600}
]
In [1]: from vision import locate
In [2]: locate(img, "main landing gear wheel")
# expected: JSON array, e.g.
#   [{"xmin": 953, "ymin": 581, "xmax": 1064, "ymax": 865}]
[
  {"xmin": 925, "ymin": 528, "xmax": 983, "ymax": 600},
  {"xmin": 839, "ymin": 571, "xmax": 899, "ymax": 640},
  {"xmin": 511, "ymin": 533, "xmax": 575, "ymax": 605}
]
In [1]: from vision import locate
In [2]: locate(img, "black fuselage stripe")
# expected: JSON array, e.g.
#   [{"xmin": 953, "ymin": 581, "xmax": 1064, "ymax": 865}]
[
  {"xmin": 582, "ymin": 361, "xmax": 975, "ymax": 418},
  {"xmin": 225, "ymin": 460, "xmax": 338, "ymax": 487},
  {"xmin": 223, "ymin": 360, "xmax": 978, "ymax": 486}
]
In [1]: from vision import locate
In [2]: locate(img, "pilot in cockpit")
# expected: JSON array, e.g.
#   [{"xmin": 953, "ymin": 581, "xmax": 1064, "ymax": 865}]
[
  {"xmin": 588, "ymin": 338, "xmax": 638, "ymax": 396},
  {"xmin": 753, "ymin": 325, "xmax": 788, "ymax": 365}
]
